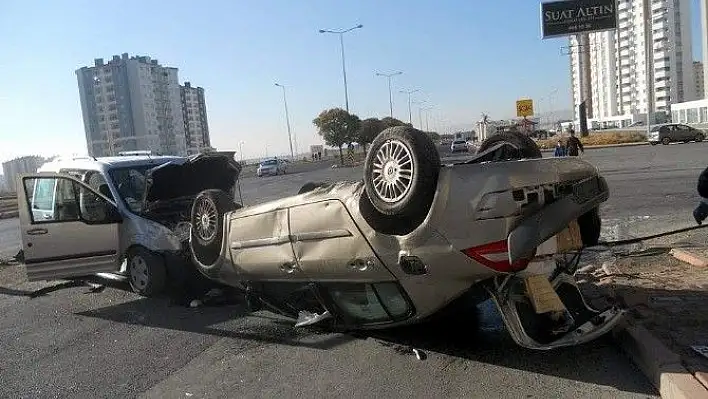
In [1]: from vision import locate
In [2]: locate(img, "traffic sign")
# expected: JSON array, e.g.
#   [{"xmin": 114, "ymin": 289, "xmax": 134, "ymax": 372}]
[{"xmin": 516, "ymin": 99, "xmax": 534, "ymax": 117}]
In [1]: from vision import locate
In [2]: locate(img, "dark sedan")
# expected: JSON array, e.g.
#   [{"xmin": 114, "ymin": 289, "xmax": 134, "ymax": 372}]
[{"xmin": 648, "ymin": 123, "xmax": 705, "ymax": 145}]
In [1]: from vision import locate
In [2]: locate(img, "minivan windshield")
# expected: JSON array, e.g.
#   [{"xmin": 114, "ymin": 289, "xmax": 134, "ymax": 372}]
[{"xmin": 108, "ymin": 165, "xmax": 153, "ymax": 213}]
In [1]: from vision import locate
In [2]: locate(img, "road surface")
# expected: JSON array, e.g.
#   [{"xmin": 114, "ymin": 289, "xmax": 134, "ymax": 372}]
[{"xmin": 3, "ymin": 142, "xmax": 706, "ymax": 398}]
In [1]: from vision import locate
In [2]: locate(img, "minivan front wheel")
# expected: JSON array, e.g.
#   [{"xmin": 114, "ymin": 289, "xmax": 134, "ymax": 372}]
[
  {"xmin": 127, "ymin": 247, "xmax": 167, "ymax": 297},
  {"xmin": 662, "ymin": 137, "xmax": 671, "ymax": 145}
]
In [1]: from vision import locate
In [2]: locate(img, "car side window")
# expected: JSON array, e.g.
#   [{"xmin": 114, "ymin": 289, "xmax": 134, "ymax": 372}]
[
  {"xmin": 30, "ymin": 178, "xmax": 55, "ymax": 211},
  {"xmin": 23, "ymin": 176, "xmax": 114, "ymax": 224}
]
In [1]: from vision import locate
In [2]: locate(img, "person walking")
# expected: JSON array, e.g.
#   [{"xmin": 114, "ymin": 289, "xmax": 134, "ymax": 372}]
[
  {"xmin": 565, "ymin": 130, "xmax": 584, "ymax": 156},
  {"xmin": 554, "ymin": 140, "xmax": 567, "ymax": 157}
]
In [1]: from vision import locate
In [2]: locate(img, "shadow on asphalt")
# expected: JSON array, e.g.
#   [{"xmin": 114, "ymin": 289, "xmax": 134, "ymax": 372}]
[{"xmin": 65, "ymin": 279, "xmax": 660, "ymax": 396}]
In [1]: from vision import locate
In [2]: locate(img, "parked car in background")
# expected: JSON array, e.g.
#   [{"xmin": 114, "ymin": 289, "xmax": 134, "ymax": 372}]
[
  {"xmin": 257, "ymin": 158, "xmax": 287, "ymax": 177},
  {"xmin": 450, "ymin": 139, "xmax": 469, "ymax": 153},
  {"xmin": 648, "ymin": 123, "xmax": 705, "ymax": 145}
]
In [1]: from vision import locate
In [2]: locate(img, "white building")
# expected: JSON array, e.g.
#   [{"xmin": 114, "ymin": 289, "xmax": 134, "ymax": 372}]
[
  {"xmin": 570, "ymin": 0, "xmax": 695, "ymax": 129},
  {"xmin": 180, "ymin": 82, "xmax": 211, "ymax": 155},
  {"xmin": 1, "ymin": 156, "xmax": 46, "ymax": 193},
  {"xmin": 76, "ymin": 54, "xmax": 210, "ymax": 157},
  {"xmin": 695, "ymin": 61, "xmax": 705, "ymax": 99}
]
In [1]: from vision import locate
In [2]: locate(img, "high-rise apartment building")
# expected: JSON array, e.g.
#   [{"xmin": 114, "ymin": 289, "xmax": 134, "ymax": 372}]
[
  {"xmin": 694, "ymin": 61, "xmax": 705, "ymax": 99},
  {"xmin": 569, "ymin": 0, "xmax": 695, "ymax": 128},
  {"xmin": 76, "ymin": 54, "xmax": 211, "ymax": 157},
  {"xmin": 181, "ymin": 82, "xmax": 211, "ymax": 155}
]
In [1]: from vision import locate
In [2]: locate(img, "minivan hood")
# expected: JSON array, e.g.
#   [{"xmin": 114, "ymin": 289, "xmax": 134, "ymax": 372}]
[{"xmin": 143, "ymin": 152, "xmax": 242, "ymax": 204}]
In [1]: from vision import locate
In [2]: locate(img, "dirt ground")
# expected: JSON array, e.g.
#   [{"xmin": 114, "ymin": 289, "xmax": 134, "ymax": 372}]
[{"xmin": 577, "ymin": 251, "xmax": 708, "ymax": 380}]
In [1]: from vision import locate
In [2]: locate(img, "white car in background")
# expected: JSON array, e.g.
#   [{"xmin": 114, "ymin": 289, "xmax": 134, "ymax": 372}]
[
  {"xmin": 450, "ymin": 139, "xmax": 469, "ymax": 153},
  {"xmin": 257, "ymin": 158, "xmax": 287, "ymax": 177}
]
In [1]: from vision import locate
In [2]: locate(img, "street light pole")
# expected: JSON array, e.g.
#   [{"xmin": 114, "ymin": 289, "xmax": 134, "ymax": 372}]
[
  {"xmin": 319, "ymin": 24, "xmax": 363, "ymax": 112},
  {"xmin": 239, "ymin": 141, "xmax": 245, "ymax": 163},
  {"xmin": 400, "ymin": 89, "xmax": 419, "ymax": 125},
  {"xmin": 275, "ymin": 83, "xmax": 295, "ymax": 160},
  {"xmin": 376, "ymin": 71, "xmax": 402, "ymax": 118}
]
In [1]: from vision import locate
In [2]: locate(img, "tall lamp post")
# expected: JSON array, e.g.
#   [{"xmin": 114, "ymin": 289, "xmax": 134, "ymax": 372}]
[
  {"xmin": 238, "ymin": 141, "xmax": 245, "ymax": 163},
  {"xmin": 319, "ymin": 24, "xmax": 363, "ymax": 112},
  {"xmin": 400, "ymin": 88, "xmax": 420, "ymax": 125},
  {"xmin": 375, "ymin": 71, "xmax": 402, "ymax": 118},
  {"xmin": 274, "ymin": 83, "xmax": 295, "ymax": 160}
]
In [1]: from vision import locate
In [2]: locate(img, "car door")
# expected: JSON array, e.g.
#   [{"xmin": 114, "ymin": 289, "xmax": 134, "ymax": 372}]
[
  {"xmin": 678, "ymin": 124, "xmax": 692, "ymax": 141},
  {"xmin": 289, "ymin": 200, "xmax": 395, "ymax": 281},
  {"xmin": 227, "ymin": 208, "xmax": 303, "ymax": 281},
  {"xmin": 18, "ymin": 173, "xmax": 123, "ymax": 281}
]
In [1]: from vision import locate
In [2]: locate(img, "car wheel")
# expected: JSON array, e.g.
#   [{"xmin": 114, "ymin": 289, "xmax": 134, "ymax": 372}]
[
  {"xmin": 696, "ymin": 133, "xmax": 705, "ymax": 142},
  {"xmin": 190, "ymin": 189, "xmax": 239, "ymax": 269},
  {"xmin": 476, "ymin": 131, "xmax": 542, "ymax": 159},
  {"xmin": 662, "ymin": 137, "xmax": 671, "ymax": 145},
  {"xmin": 577, "ymin": 207, "xmax": 601, "ymax": 247},
  {"xmin": 363, "ymin": 126, "xmax": 440, "ymax": 218},
  {"xmin": 127, "ymin": 247, "xmax": 167, "ymax": 297},
  {"xmin": 650, "ymin": 142, "xmax": 658, "ymax": 146}
]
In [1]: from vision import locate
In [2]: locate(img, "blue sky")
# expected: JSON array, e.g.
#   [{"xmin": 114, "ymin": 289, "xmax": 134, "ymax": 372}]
[{"xmin": 0, "ymin": 0, "xmax": 704, "ymax": 162}]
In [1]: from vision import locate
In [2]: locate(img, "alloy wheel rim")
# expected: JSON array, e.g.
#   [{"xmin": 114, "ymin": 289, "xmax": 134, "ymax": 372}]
[
  {"xmin": 195, "ymin": 197, "xmax": 218, "ymax": 242},
  {"xmin": 371, "ymin": 139, "xmax": 414, "ymax": 203}
]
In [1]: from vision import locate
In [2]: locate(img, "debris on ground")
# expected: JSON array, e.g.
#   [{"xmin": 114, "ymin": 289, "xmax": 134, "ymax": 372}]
[{"xmin": 412, "ymin": 348, "xmax": 427, "ymax": 361}]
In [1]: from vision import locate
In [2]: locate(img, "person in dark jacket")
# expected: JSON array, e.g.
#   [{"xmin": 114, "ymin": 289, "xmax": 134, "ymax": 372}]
[
  {"xmin": 566, "ymin": 130, "xmax": 584, "ymax": 156},
  {"xmin": 554, "ymin": 140, "xmax": 566, "ymax": 157},
  {"xmin": 694, "ymin": 165, "xmax": 708, "ymax": 224}
]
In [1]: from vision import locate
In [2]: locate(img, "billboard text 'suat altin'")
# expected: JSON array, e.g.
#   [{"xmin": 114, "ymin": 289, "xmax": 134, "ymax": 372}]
[{"xmin": 541, "ymin": 0, "xmax": 618, "ymax": 39}]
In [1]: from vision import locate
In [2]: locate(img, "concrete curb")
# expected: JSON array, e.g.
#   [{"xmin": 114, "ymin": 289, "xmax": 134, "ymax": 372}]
[
  {"xmin": 670, "ymin": 249, "xmax": 708, "ymax": 268},
  {"xmin": 613, "ymin": 321, "xmax": 708, "ymax": 398}
]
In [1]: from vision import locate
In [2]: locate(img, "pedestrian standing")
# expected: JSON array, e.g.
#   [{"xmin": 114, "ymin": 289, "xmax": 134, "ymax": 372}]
[
  {"xmin": 554, "ymin": 140, "xmax": 567, "ymax": 157},
  {"xmin": 565, "ymin": 130, "xmax": 584, "ymax": 157}
]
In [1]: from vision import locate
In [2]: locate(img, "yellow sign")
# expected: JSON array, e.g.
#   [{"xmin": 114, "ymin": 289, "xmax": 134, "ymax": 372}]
[{"xmin": 516, "ymin": 99, "xmax": 534, "ymax": 117}]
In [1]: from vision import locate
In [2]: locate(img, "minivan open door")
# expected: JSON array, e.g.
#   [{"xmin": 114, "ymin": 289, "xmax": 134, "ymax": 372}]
[{"xmin": 17, "ymin": 173, "xmax": 124, "ymax": 281}]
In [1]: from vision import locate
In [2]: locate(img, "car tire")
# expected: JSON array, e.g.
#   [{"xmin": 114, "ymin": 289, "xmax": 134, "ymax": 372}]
[
  {"xmin": 363, "ymin": 126, "xmax": 441, "ymax": 218},
  {"xmin": 651, "ymin": 142, "xmax": 658, "ymax": 146},
  {"xmin": 662, "ymin": 137, "xmax": 671, "ymax": 145},
  {"xmin": 577, "ymin": 207, "xmax": 602, "ymax": 247},
  {"xmin": 127, "ymin": 247, "xmax": 167, "ymax": 297},
  {"xmin": 190, "ymin": 189, "xmax": 239, "ymax": 269},
  {"xmin": 696, "ymin": 133, "xmax": 705, "ymax": 142},
  {"xmin": 476, "ymin": 131, "xmax": 542, "ymax": 159}
]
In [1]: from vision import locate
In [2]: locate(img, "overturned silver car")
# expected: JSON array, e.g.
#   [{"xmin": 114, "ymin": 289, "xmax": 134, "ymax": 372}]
[{"xmin": 186, "ymin": 127, "xmax": 623, "ymax": 350}]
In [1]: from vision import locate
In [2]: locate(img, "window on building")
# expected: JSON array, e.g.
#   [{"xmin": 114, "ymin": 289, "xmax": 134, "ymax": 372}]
[
  {"xmin": 680, "ymin": 109, "xmax": 687, "ymax": 123},
  {"xmin": 701, "ymin": 108, "xmax": 708, "ymax": 123}
]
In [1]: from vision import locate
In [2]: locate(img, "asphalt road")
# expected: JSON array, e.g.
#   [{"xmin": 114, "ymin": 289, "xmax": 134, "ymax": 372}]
[{"xmin": 4, "ymin": 142, "xmax": 707, "ymax": 398}]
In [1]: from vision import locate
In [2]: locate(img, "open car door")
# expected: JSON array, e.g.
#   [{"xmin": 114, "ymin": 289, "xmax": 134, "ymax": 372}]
[{"xmin": 18, "ymin": 173, "xmax": 124, "ymax": 281}]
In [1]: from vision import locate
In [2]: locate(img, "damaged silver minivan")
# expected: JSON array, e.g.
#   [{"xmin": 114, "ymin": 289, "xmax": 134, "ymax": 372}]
[{"xmin": 17, "ymin": 152, "xmax": 241, "ymax": 296}]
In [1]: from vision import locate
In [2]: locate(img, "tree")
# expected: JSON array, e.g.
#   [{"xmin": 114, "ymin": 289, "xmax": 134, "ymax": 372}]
[
  {"xmin": 356, "ymin": 118, "xmax": 385, "ymax": 152},
  {"xmin": 313, "ymin": 108, "xmax": 361, "ymax": 165},
  {"xmin": 380, "ymin": 116, "xmax": 411, "ymax": 129}
]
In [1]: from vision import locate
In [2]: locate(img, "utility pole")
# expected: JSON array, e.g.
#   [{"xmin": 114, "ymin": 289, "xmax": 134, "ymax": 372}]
[
  {"xmin": 275, "ymin": 83, "xmax": 295, "ymax": 160},
  {"xmin": 643, "ymin": 0, "xmax": 654, "ymax": 135},
  {"xmin": 400, "ymin": 89, "xmax": 419, "ymax": 125},
  {"xmin": 319, "ymin": 24, "xmax": 363, "ymax": 112},
  {"xmin": 376, "ymin": 71, "xmax": 402, "ymax": 118}
]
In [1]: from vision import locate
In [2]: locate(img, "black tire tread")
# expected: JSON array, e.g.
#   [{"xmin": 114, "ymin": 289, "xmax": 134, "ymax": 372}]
[
  {"xmin": 128, "ymin": 247, "xmax": 167, "ymax": 297},
  {"xmin": 477, "ymin": 131, "xmax": 542, "ymax": 159},
  {"xmin": 363, "ymin": 126, "xmax": 440, "ymax": 219},
  {"xmin": 190, "ymin": 189, "xmax": 239, "ymax": 268}
]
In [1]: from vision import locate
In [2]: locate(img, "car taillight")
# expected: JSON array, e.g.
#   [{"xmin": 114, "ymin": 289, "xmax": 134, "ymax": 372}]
[{"xmin": 462, "ymin": 240, "xmax": 531, "ymax": 273}]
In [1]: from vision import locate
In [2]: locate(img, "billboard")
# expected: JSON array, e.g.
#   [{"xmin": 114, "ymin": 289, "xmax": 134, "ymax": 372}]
[
  {"xmin": 516, "ymin": 99, "xmax": 534, "ymax": 117},
  {"xmin": 541, "ymin": 0, "xmax": 618, "ymax": 39}
]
